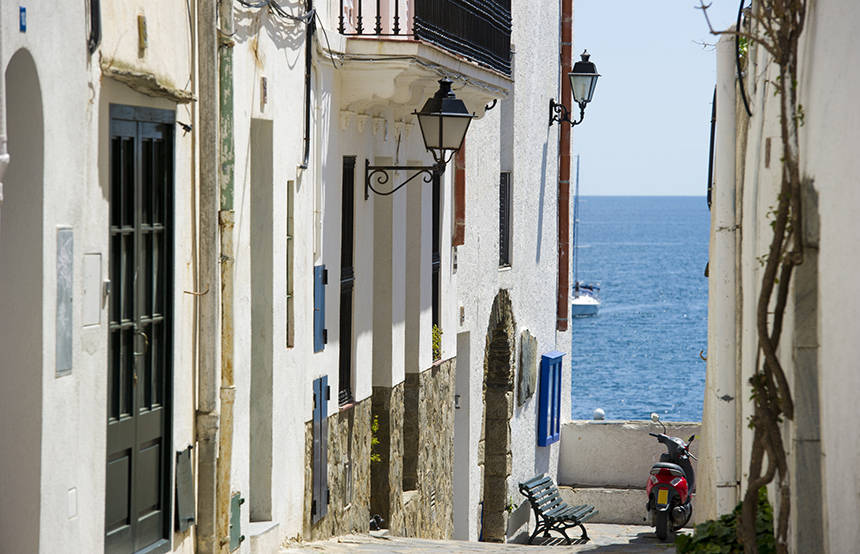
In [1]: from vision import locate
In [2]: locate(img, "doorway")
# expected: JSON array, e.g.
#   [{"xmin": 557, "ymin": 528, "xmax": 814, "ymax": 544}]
[{"xmin": 104, "ymin": 105, "xmax": 174, "ymax": 554}]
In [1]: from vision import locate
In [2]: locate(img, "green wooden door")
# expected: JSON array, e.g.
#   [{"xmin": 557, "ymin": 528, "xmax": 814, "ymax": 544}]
[{"xmin": 105, "ymin": 105, "xmax": 174, "ymax": 554}]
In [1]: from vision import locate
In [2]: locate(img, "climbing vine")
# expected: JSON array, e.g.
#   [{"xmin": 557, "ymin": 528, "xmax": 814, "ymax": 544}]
[{"xmin": 700, "ymin": 2, "xmax": 807, "ymax": 553}]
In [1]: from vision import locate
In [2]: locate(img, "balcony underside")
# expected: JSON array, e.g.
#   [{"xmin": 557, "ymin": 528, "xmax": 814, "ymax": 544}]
[{"xmin": 336, "ymin": 36, "xmax": 511, "ymax": 123}]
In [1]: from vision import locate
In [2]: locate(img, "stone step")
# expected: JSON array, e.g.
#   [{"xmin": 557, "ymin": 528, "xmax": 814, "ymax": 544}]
[
  {"xmin": 557, "ymin": 486, "xmax": 646, "ymax": 525},
  {"xmin": 557, "ymin": 486, "xmax": 695, "ymax": 528}
]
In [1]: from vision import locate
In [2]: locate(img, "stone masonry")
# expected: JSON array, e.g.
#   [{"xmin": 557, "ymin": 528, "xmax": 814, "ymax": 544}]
[
  {"xmin": 370, "ymin": 382, "xmax": 404, "ymax": 528},
  {"xmin": 303, "ymin": 397, "xmax": 372, "ymax": 540},
  {"xmin": 399, "ymin": 359, "xmax": 456, "ymax": 539},
  {"xmin": 479, "ymin": 290, "xmax": 516, "ymax": 542},
  {"xmin": 303, "ymin": 360, "xmax": 456, "ymax": 542}
]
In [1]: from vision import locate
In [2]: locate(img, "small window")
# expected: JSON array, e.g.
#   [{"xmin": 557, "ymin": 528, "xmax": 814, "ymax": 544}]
[
  {"xmin": 499, "ymin": 172, "xmax": 512, "ymax": 267},
  {"xmin": 537, "ymin": 351, "xmax": 564, "ymax": 446}
]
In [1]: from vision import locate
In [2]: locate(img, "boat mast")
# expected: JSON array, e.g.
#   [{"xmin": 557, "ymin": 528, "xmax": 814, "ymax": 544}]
[{"xmin": 573, "ymin": 155, "xmax": 581, "ymax": 294}]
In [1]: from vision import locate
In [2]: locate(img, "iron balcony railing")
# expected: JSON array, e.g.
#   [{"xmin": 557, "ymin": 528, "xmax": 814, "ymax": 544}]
[{"xmin": 337, "ymin": 0, "xmax": 512, "ymax": 76}]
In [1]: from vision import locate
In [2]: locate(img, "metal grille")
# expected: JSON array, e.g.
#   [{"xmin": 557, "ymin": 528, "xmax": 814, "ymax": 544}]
[
  {"xmin": 338, "ymin": 0, "xmax": 512, "ymax": 76},
  {"xmin": 499, "ymin": 172, "xmax": 511, "ymax": 267}
]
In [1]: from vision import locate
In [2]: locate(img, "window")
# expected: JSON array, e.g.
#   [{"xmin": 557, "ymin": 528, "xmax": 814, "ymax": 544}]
[
  {"xmin": 338, "ymin": 156, "xmax": 356, "ymax": 405},
  {"xmin": 537, "ymin": 351, "xmax": 564, "ymax": 446},
  {"xmin": 499, "ymin": 171, "xmax": 512, "ymax": 267}
]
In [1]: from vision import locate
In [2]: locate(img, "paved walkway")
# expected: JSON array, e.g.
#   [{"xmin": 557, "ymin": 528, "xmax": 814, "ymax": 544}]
[{"xmin": 280, "ymin": 524, "xmax": 679, "ymax": 554}]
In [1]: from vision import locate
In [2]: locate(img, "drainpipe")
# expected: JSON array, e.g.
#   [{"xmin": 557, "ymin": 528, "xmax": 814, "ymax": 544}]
[
  {"xmin": 196, "ymin": 0, "xmax": 221, "ymax": 552},
  {"xmin": 217, "ymin": 0, "xmax": 237, "ymax": 550},
  {"xmin": 299, "ymin": 0, "xmax": 314, "ymax": 170},
  {"xmin": 0, "ymin": 28, "xmax": 8, "ymax": 239},
  {"xmin": 700, "ymin": 33, "xmax": 739, "ymax": 521},
  {"xmin": 556, "ymin": 0, "xmax": 573, "ymax": 332}
]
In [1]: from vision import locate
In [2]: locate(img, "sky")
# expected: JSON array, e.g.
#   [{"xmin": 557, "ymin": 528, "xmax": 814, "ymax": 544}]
[{"xmin": 572, "ymin": 1, "xmax": 742, "ymax": 196}]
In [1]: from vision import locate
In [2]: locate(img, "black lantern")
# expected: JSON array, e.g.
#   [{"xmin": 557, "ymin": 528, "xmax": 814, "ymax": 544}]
[
  {"xmin": 415, "ymin": 79, "xmax": 475, "ymax": 159},
  {"xmin": 366, "ymin": 78, "xmax": 476, "ymax": 197},
  {"xmin": 550, "ymin": 51, "xmax": 600, "ymax": 127}
]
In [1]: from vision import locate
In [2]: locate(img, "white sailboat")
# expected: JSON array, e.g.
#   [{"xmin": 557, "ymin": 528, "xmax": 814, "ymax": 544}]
[{"xmin": 571, "ymin": 155, "xmax": 600, "ymax": 317}]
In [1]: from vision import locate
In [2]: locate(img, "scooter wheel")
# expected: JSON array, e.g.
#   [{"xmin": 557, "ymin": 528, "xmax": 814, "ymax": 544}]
[{"xmin": 655, "ymin": 510, "xmax": 671, "ymax": 541}]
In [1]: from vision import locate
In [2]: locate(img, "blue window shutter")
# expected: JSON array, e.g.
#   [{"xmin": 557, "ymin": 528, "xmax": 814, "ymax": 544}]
[
  {"xmin": 312, "ymin": 375, "xmax": 329, "ymax": 522},
  {"xmin": 314, "ymin": 265, "xmax": 327, "ymax": 352},
  {"xmin": 538, "ymin": 351, "xmax": 565, "ymax": 446}
]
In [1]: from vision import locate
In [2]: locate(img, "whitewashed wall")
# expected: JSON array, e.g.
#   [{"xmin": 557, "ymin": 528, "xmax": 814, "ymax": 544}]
[
  {"xmin": 0, "ymin": 1, "xmax": 197, "ymax": 553},
  {"xmin": 703, "ymin": 2, "xmax": 860, "ymax": 551},
  {"xmin": 453, "ymin": 0, "xmax": 572, "ymax": 540}
]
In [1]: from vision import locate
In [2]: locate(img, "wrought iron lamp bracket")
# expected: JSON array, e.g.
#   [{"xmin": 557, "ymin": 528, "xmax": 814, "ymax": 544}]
[
  {"xmin": 365, "ymin": 159, "xmax": 444, "ymax": 199},
  {"xmin": 549, "ymin": 99, "xmax": 587, "ymax": 127}
]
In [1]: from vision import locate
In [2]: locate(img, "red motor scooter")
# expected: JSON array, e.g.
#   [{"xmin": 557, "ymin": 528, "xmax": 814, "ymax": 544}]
[{"xmin": 645, "ymin": 413, "xmax": 696, "ymax": 541}]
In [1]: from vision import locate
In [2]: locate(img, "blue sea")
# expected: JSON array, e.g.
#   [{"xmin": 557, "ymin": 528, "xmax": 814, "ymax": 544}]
[{"xmin": 570, "ymin": 196, "xmax": 709, "ymax": 422}]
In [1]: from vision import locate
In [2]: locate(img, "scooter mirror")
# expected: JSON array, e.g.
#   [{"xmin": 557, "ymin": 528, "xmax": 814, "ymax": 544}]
[
  {"xmin": 650, "ymin": 413, "xmax": 660, "ymax": 423},
  {"xmin": 688, "ymin": 435, "xmax": 695, "ymax": 444}
]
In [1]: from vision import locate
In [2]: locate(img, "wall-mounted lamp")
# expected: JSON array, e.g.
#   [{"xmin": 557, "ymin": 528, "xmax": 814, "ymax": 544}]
[
  {"xmin": 366, "ymin": 78, "xmax": 475, "ymax": 198},
  {"xmin": 549, "ymin": 50, "xmax": 600, "ymax": 127}
]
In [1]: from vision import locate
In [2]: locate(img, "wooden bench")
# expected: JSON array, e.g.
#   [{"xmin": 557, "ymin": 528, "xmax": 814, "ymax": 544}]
[{"xmin": 518, "ymin": 474, "xmax": 598, "ymax": 545}]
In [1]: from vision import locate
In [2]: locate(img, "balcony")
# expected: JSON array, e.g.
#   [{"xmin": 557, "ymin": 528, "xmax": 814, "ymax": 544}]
[
  {"xmin": 337, "ymin": 0, "xmax": 511, "ymax": 76},
  {"xmin": 333, "ymin": 0, "xmax": 511, "ymax": 121}
]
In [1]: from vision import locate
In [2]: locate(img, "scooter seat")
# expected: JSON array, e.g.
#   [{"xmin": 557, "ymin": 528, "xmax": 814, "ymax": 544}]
[{"xmin": 650, "ymin": 462, "xmax": 685, "ymax": 477}]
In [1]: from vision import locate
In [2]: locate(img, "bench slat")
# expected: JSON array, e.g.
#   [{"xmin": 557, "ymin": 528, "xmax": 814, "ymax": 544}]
[
  {"xmin": 530, "ymin": 485, "xmax": 560, "ymax": 502},
  {"xmin": 521, "ymin": 474, "xmax": 553, "ymax": 490},
  {"xmin": 535, "ymin": 491, "xmax": 562, "ymax": 507}
]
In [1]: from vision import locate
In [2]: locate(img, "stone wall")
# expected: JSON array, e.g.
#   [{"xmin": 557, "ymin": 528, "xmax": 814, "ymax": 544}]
[
  {"xmin": 398, "ymin": 359, "xmax": 456, "ymax": 539},
  {"xmin": 303, "ymin": 398, "xmax": 372, "ymax": 540},
  {"xmin": 479, "ymin": 290, "xmax": 516, "ymax": 542},
  {"xmin": 370, "ymin": 383, "xmax": 404, "ymax": 527},
  {"xmin": 304, "ymin": 361, "xmax": 456, "ymax": 542}
]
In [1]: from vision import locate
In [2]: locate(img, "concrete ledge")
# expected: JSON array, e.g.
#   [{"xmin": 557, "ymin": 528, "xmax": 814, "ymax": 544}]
[
  {"xmin": 558, "ymin": 486, "xmax": 646, "ymax": 525},
  {"xmin": 559, "ymin": 420, "xmax": 700, "ymax": 488},
  {"xmin": 249, "ymin": 521, "xmax": 279, "ymax": 554},
  {"xmin": 558, "ymin": 486, "xmax": 695, "ymax": 528}
]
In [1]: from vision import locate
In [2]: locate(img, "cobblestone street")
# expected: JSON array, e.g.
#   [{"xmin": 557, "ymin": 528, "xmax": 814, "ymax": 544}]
[{"xmin": 281, "ymin": 525, "xmax": 678, "ymax": 554}]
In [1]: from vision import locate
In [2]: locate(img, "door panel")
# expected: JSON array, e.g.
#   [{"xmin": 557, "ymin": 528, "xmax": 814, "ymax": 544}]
[{"xmin": 106, "ymin": 105, "xmax": 173, "ymax": 554}]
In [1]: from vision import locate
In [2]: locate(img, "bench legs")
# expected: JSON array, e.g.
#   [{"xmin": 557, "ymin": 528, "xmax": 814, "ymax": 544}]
[{"xmin": 527, "ymin": 520, "xmax": 589, "ymax": 545}]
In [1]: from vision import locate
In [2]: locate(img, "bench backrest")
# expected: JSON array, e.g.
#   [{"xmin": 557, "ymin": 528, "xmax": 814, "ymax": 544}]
[{"xmin": 519, "ymin": 474, "xmax": 565, "ymax": 516}]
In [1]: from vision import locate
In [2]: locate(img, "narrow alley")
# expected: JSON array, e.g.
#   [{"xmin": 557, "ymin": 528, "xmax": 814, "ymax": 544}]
[{"xmin": 280, "ymin": 525, "xmax": 677, "ymax": 554}]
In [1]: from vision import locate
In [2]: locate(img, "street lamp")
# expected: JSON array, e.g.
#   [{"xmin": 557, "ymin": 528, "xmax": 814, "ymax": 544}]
[
  {"xmin": 549, "ymin": 50, "xmax": 600, "ymax": 127},
  {"xmin": 366, "ymin": 78, "xmax": 476, "ymax": 198}
]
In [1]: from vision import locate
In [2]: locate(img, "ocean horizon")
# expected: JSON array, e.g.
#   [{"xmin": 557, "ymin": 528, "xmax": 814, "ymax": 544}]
[{"xmin": 570, "ymin": 196, "xmax": 709, "ymax": 422}]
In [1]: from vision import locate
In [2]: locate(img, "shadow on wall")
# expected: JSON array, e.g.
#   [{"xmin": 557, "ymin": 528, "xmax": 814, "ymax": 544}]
[
  {"xmin": 533, "ymin": 442, "xmax": 551, "ymax": 477},
  {"xmin": 0, "ymin": 47, "xmax": 44, "ymax": 554},
  {"xmin": 535, "ymin": 141, "xmax": 548, "ymax": 264}
]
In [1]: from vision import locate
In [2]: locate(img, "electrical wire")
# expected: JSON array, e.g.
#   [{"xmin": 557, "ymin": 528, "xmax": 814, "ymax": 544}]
[
  {"xmin": 235, "ymin": 0, "xmax": 338, "ymax": 67},
  {"xmin": 312, "ymin": 10, "xmax": 342, "ymax": 68},
  {"xmin": 236, "ymin": 0, "xmax": 312, "ymax": 23}
]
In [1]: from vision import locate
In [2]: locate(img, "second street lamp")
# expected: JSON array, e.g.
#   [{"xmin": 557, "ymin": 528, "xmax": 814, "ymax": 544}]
[{"xmin": 549, "ymin": 50, "xmax": 600, "ymax": 127}]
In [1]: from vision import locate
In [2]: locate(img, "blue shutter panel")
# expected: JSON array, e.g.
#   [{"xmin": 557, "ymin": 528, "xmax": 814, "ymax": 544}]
[
  {"xmin": 538, "ymin": 351, "xmax": 564, "ymax": 446},
  {"xmin": 312, "ymin": 376, "xmax": 329, "ymax": 522},
  {"xmin": 314, "ymin": 265, "xmax": 327, "ymax": 352}
]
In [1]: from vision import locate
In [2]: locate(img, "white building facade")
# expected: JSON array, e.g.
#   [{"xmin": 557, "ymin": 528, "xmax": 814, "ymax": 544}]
[
  {"xmin": 0, "ymin": 0, "xmax": 576, "ymax": 552},
  {"xmin": 699, "ymin": 3, "xmax": 860, "ymax": 552}
]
